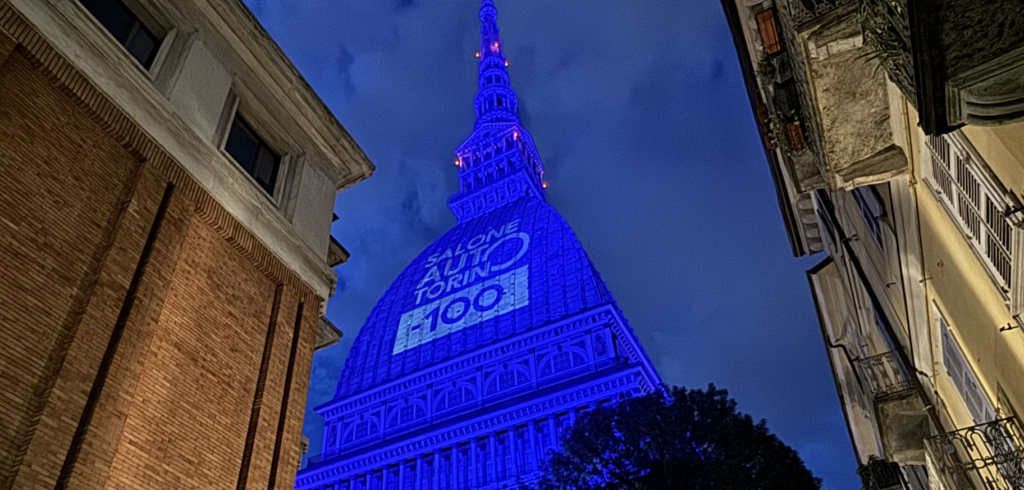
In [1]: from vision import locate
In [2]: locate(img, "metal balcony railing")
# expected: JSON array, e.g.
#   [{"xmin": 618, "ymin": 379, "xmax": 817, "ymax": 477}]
[
  {"xmin": 855, "ymin": 352, "xmax": 913, "ymax": 399},
  {"xmin": 927, "ymin": 418, "xmax": 1024, "ymax": 490},
  {"xmin": 858, "ymin": 457, "xmax": 907, "ymax": 490}
]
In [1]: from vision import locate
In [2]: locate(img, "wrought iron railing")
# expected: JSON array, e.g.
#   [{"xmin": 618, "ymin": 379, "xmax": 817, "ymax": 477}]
[
  {"xmin": 855, "ymin": 352, "xmax": 913, "ymax": 399},
  {"xmin": 927, "ymin": 418, "xmax": 1024, "ymax": 490},
  {"xmin": 858, "ymin": 457, "xmax": 907, "ymax": 490}
]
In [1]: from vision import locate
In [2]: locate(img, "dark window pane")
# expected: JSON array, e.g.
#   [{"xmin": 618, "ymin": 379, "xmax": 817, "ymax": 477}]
[
  {"xmin": 127, "ymin": 27, "xmax": 159, "ymax": 68},
  {"xmin": 254, "ymin": 145, "xmax": 280, "ymax": 193},
  {"xmin": 80, "ymin": 0, "xmax": 134, "ymax": 43},
  {"xmin": 225, "ymin": 118, "xmax": 259, "ymax": 173},
  {"xmin": 226, "ymin": 115, "xmax": 280, "ymax": 196}
]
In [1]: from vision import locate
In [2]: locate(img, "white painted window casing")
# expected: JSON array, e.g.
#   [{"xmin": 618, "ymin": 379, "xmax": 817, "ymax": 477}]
[
  {"xmin": 923, "ymin": 132, "xmax": 1024, "ymax": 316},
  {"xmin": 939, "ymin": 313, "xmax": 996, "ymax": 424},
  {"xmin": 852, "ymin": 185, "xmax": 885, "ymax": 250}
]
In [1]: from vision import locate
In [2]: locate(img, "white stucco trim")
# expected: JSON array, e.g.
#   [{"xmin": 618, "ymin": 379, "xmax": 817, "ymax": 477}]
[{"xmin": 11, "ymin": 0, "xmax": 367, "ymax": 298}]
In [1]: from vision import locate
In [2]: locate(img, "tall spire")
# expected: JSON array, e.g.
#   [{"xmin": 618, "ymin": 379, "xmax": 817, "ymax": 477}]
[
  {"xmin": 448, "ymin": 0, "xmax": 547, "ymax": 222},
  {"xmin": 474, "ymin": 0, "xmax": 518, "ymax": 125}
]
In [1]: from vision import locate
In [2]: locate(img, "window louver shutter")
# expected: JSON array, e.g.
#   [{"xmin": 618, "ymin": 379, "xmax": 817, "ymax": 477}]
[{"xmin": 940, "ymin": 316, "xmax": 995, "ymax": 423}]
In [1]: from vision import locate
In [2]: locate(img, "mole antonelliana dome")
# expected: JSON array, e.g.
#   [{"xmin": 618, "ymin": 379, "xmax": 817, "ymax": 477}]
[
  {"xmin": 297, "ymin": 2, "xmax": 660, "ymax": 488},
  {"xmin": 333, "ymin": 198, "xmax": 614, "ymax": 399}
]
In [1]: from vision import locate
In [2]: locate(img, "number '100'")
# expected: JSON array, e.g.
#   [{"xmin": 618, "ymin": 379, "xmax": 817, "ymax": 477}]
[{"xmin": 411, "ymin": 284, "xmax": 504, "ymax": 334}]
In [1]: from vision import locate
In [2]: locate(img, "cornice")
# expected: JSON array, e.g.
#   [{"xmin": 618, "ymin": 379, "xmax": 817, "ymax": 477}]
[
  {"xmin": 0, "ymin": 1, "xmax": 327, "ymax": 301},
  {"xmin": 318, "ymin": 304, "xmax": 635, "ymax": 419},
  {"xmin": 297, "ymin": 369, "xmax": 647, "ymax": 488}
]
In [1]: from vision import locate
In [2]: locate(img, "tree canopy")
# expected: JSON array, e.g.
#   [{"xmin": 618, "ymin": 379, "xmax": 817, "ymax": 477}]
[{"xmin": 534, "ymin": 385, "xmax": 822, "ymax": 490}]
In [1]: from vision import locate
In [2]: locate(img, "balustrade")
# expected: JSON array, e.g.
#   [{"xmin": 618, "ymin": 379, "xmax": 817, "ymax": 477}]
[
  {"xmin": 855, "ymin": 351, "xmax": 913, "ymax": 400},
  {"xmin": 927, "ymin": 418, "xmax": 1024, "ymax": 490}
]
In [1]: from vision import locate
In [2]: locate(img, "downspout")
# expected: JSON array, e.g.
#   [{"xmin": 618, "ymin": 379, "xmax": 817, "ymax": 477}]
[
  {"xmin": 816, "ymin": 184, "xmax": 945, "ymax": 434},
  {"xmin": 808, "ymin": 257, "xmax": 867, "ymax": 464},
  {"xmin": 900, "ymin": 94, "xmax": 945, "ymax": 434}
]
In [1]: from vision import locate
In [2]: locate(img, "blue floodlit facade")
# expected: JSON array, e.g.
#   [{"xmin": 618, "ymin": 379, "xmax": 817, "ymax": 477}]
[{"xmin": 296, "ymin": 2, "xmax": 661, "ymax": 489}]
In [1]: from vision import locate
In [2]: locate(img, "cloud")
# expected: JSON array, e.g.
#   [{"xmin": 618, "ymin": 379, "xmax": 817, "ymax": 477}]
[
  {"xmin": 392, "ymin": 0, "xmax": 418, "ymax": 12},
  {"xmin": 246, "ymin": 1, "xmax": 861, "ymax": 488}
]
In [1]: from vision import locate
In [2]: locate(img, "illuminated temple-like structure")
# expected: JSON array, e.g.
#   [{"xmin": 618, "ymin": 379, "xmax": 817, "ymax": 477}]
[{"xmin": 296, "ymin": 2, "xmax": 661, "ymax": 488}]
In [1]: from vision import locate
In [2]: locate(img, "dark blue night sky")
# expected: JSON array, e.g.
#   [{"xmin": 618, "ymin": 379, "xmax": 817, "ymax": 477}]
[{"xmin": 244, "ymin": 1, "xmax": 858, "ymax": 488}]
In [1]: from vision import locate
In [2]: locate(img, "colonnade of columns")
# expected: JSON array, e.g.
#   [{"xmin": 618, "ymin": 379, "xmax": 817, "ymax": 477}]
[{"xmin": 328, "ymin": 412, "xmax": 573, "ymax": 490}]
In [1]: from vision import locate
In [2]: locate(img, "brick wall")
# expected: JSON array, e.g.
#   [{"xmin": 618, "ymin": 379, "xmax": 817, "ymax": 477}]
[{"xmin": 0, "ymin": 6, "xmax": 322, "ymax": 489}]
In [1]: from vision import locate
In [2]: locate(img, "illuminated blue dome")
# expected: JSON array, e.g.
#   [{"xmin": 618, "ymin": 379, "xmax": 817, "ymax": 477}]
[
  {"xmin": 297, "ymin": 2, "xmax": 661, "ymax": 488},
  {"xmin": 334, "ymin": 197, "xmax": 614, "ymax": 399}
]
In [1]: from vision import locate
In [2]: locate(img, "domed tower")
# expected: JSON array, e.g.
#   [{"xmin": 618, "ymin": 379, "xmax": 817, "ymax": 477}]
[{"xmin": 296, "ymin": 2, "xmax": 661, "ymax": 489}]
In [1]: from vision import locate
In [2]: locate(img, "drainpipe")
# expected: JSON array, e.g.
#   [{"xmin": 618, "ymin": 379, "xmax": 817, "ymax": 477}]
[
  {"xmin": 899, "ymin": 95, "xmax": 947, "ymax": 435},
  {"xmin": 816, "ymin": 185, "xmax": 946, "ymax": 435}
]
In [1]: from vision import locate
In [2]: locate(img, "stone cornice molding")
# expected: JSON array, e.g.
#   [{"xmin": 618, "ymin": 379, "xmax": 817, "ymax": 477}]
[
  {"xmin": 297, "ymin": 370, "xmax": 645, "ymax": 487},
  {"xmin": 0, "ymin": 2, "xmax": 323, "ymax": 302},
  {"xmin": 318, "ymin": 304, "xmax": 642, "ymax": 418}
]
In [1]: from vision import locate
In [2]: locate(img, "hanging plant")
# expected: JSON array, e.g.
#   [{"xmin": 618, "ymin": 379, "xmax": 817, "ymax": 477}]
[
  {"xmin": 767, "ymin": 114, "xmax": 809, "ymax": 155},
  {"xmin": 756, "ymin": 52, "xmax": 778, "ymax": 85}
]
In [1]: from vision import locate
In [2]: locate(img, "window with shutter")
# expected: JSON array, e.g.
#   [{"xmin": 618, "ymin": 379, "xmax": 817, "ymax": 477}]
[
  {"xmin": 924, "ymin": 133, "xmax": 1016, "ymax": 294},
  {"xmin": 852, "ymin": 185, "xmax": 886, "ymax": 249},
  {"xmin": 755, "ymin": 9, "xmax": 782, "ymax": 55},
  {"xmin": 939, "ymin": 313, "xmax": 996, "ymax": 423}
]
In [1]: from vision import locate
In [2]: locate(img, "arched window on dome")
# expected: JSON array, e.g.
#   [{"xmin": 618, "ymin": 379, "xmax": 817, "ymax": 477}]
[
  {"xmin": 435, "ymin": 382, "xmax": 478, "ymax": 413},
  {"xmin": 538, "ymin": 346, "xmax": 589, "ymax": 379},
  {"xmin": 484, "ymin": 364, "xmax": 531, "ymax": 396},
  {"xmin": 386, "ymin": 399, "xmax": 427, "ymax": 429},
  {"xmin": 342, "ymin": 415, "xmax": 381, "ymax": 446}
]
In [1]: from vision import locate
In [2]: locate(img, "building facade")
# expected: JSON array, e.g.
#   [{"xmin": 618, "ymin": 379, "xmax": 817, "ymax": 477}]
[
  {"xmin": 722, "ymin": 0, "xmax": 1024, "ymax": 488},
  {"xmin": 0, "ymin": 0, "xmax": 372, "ymax": 488},
  {"xmin": 296, "ymin": 2, "xmax": 662, "ymax": 489}
]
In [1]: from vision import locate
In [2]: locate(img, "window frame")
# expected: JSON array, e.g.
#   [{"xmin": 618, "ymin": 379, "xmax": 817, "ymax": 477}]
[
  {"xmin": 76, "ymin": 0, "xmax": 168, "ymax": 71},
  {"xmin": 852, "ymin": 185, "xmax": 886, "ymax": 250},
  {"xmin": 755, "ymin": 8, "xmax": 782, "ymax": 55},
  {"xmin": 224, "ymin": 112, "xmax": 282, "ymax": 196},
  {"xmin": 217, "ymin": 93, "xmax": 294, "ymax": 203},
  {"xmin": 938, "ymin": 308, "xmax": 996, "ymax": 424},
  {"xmin": 922, "ymin": 132, "xmax": 1020, "ymax": 300}
]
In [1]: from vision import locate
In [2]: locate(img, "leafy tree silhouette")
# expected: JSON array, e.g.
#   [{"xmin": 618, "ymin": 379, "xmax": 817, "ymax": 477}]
[{"xmin": 531, "ymin": 385, "xmax": 822, "ymax": 490}]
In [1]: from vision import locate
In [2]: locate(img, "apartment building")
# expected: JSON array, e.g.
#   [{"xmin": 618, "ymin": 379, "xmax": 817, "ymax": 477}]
[
  {"xmin": 0, "ymin": 0, "xmax": 372, "ymax": 488},
  {"xmin": 722, "ymin": 0, "xmax": 1024, "ymax": 487}
]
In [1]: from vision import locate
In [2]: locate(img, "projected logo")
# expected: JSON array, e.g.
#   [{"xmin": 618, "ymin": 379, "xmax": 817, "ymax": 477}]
[{"xmin": 393, "ymin": 220, "xmax": 530, "ymax": 355}]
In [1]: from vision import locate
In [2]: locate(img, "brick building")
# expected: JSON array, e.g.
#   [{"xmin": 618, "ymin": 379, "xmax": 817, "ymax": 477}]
[{"xmin": 0, "ymin": 0, "xmax": 373, "ymax": 488}]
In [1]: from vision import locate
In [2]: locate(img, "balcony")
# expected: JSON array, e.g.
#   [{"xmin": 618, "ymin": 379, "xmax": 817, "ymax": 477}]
[
  {"xmin": 855, "ymin": 352, "xmax": 930, "ymax": 465},
  {"xmin": 858, "ymin": 457, "xmax": 907, "ymax": 490},
  {"xmin": 771, "ymin": 0, "xmax": 908, "ymax": 191},
  {"xmin": 860, "ymin": 0, "xmax": 1024, "ymax": 134},
  {"xmin": 856, "ymin": 352, "xmax": 914, "ymax": 400},
  {"xmin": 926, "ymin": 418, "xmax": 1024, "ymax": 490}
]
